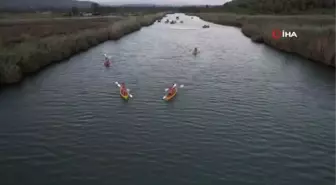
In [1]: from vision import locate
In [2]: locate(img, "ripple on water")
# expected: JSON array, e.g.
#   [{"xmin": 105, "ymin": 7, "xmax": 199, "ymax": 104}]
[{"xmin": 0, "ymin": 13, "xmax": 335, "ymax": 185}]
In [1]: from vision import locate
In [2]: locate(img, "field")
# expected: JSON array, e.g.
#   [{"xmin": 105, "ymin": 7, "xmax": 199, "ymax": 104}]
[
  {"xmin": 194, "ymin": 13, "xmax": 335, "ymax": 67},
  {"xmin": 0, "ymin": 13, "xmax": 166, "ymax": 85}
]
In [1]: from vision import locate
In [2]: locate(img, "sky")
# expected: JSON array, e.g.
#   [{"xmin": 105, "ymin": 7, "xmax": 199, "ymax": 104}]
[{"xmin": 86, "ymin": 0, "xmax": 229, "ymax": 5}]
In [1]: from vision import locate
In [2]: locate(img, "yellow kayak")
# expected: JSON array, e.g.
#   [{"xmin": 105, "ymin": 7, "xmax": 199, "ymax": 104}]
[
  {"xmin": 115, "ymin": 82, "xmax": 132, "ymax": 100},
  {"xmin": 163, "ymin": 84, "xmax": 178, "ymax": 101},
  {"xmin": 120, "ymin": 88, "xmax": 129, "ymax": 100}
]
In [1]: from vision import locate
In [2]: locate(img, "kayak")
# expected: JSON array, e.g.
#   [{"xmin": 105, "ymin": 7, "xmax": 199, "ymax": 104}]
[
  {"xmin": 104, "ymin": 61, "xmax": 110, "ymax": 67},
  {"xmin": 163, "ymin": 84, "xmax": 178, "ymax": 101},
  {"xmin": 120, "ymin": 87, "xmax": 129, "ymax": 100},
  {"xmin": 115, "ymin": 82, "xmax": 133, "ymax": 100},
  {"xmin": 104, "ymin": 54, "xmax": 111, "ymax": 67}
]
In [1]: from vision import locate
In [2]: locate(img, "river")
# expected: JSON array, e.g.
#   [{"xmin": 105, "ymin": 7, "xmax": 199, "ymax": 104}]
[{"xmin": 0, "ymin": 13, "xmax": 335, "ymax": 185}]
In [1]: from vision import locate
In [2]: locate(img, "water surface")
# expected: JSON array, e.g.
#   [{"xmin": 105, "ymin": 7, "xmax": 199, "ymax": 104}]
[{"xmin": 0, "ymin": 13, "xmax": 335, "ymax": 185}]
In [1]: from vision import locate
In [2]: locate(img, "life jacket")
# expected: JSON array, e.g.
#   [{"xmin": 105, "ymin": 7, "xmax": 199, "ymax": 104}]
[
  {"xmin": 168, "ymin": 87, "xmax": 175, "ymax": 95},
  {"xmin": 121, "ymin": 88, "xmax": 127, "ymax": 96},
  {"xmin": 121, "ymin": 85, "xmax": 127, "ymax": 96}
]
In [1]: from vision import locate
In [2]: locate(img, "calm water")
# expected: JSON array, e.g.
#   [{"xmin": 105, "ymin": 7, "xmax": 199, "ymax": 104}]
[{"xmin": 0, "ymin": 14, "xmax": 335, "ymax": 185}]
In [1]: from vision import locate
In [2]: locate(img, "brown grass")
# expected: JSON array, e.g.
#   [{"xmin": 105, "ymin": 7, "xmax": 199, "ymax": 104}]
[
  {"xmin": 0, "ymin": 13, "xmax": 166, "ymax": 85},
  {"xmin": 194, "ymin": 13, "xmax": 335, "ymax": 67},
  {"xmin": 0, "ymin": 12, "xmax": 64, "ymax": 20},
  {"xmin": 0, "ymin": 17, "xmax": 123, "ymax": 47}
]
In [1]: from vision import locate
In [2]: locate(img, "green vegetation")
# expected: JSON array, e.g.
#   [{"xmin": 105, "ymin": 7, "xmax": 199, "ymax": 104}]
[
  {"xmin": 180, "ymin": 0, "xmax": 335, "ymax": 67},
  {"xmin": 194, "ymin": 13, "xmax": 335, "ymax": 66},
  {"xmin": 180, "ymin": 0, "xmax": 335, "ymax": 15},
  {"xmin": 0, "ymin": 13, "xmax": 166, "ymax": 85},
  {"xmin": 0, "ymin": 17, "xmax": 123, "ymax": 47},
  {"xmin": 221, "ymin": 0, "xmax": 335, "ymax": 14},
  {"xmin": 71, "ymin": 6, "xmax": 79, "ymax": 16},
  {"xmin": 0, "ymin": 12, "xmax": 65, "ymax": 20}
]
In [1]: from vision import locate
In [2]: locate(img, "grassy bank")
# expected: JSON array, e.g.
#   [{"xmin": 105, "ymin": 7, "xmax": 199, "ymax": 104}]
[
  {"xmin": 194, "ymin": 13, "xmax": 335, "ymax": 67},
  {"xmin": 0, "ymin": 13, "xmax": 165, "ymax": 85}
]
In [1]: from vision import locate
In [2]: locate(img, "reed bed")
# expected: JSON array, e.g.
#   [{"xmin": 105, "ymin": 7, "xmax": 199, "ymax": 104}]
[
  {"xmin": 195, "ymin": 13, "xmax": 335, "ymax": 67},
  {"xmin": 0, "ymin": 13, "xmax": 166, "ymax": 85}
]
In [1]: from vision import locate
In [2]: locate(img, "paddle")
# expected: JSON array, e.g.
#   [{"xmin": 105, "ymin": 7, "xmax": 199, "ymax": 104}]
[
  {"xmin": 115, "ymin": 82, "xmax": 133, "ymax": 98},
  {"xmin": 104, "ymin": 53, "xmax": 113, "ymax": 61},
  {"xmin": 104, "ymin": 54, "xmax": 111, "ymax": 65},
  {"xmin": 165, "ymin": 83, "xmax": 177, "ymax": 92}
]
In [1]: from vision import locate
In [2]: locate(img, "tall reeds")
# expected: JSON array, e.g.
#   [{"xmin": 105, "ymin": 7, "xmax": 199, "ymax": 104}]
[
  {"xmin": 195, "ymin": 13, "xmax": 335, "ymax": 67},
  {"xmin": 0, "ymin": 13, "xmax": 165, "ymax": 85}
]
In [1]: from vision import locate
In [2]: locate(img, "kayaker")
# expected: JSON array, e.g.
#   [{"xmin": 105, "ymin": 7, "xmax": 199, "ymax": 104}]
[
  {"xmin": 193, "ymin": 47, "xmax": 198, "ymax": 54},
  {"xmin": 104, "ymin": 55, "xmax": 111, "ymax": 67},
  {"xmin": 104, "ymin": 55, "xmax": 109, "ymax": 62},
  {"xmin": 104, "ymin": 61, "xmax": 110, "ymax": 67},
  {"xmin": 168, "ymin": 84, "xmax": 175, "ymax": 95},
  {"xmin": 121, "ymin": 83, "xmax": 127, "ymax": 95}
]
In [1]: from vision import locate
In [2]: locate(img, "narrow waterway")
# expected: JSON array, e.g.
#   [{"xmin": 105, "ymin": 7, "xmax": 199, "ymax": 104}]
[{"xmin": 0, "ymin": 13, "xmax": 335, "ymax": 185}]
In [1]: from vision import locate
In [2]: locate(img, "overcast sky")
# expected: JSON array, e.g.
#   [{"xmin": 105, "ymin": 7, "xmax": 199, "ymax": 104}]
[{"xmin": 85, "ymin": 0, "xmax": 229, "ymax": 5}]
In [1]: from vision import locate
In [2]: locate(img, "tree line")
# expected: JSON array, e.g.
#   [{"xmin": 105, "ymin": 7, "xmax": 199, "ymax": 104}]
[
  {"xmin": 2, "ymin": 0, "xmax": 334, "ymax": 15},
  {"xmin": 69, "ymin": 3, "xmax": 178, "ymax": 16},
  {"xmin": 179, "ymin": 0, "xmax": 335, "ymax": 14},
  {"xmin": 225, "ymin": 0, "xmax": 335, "ymax": 13}
]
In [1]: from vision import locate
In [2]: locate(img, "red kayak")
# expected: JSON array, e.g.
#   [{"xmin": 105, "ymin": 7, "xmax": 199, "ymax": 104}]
[{"xmin": 104, "ymin": 61, "xmax": 110, "ymax": 67}]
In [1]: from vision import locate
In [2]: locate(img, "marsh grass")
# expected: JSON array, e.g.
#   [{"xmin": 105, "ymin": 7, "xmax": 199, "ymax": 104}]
[
  {"xmin": 0, "ymin": 17, "xmax": 124, "ymax": 46},
  {"xmin": 195, "ymin": 13, "xmax": 335, "ymax": 67},
  {"xmin": 0, "ymin": 13, "xmax": 166, "ymax": 85},
  {"xmin": 0, "ymin": 12, "xmax": 64, "ymax": 20}
]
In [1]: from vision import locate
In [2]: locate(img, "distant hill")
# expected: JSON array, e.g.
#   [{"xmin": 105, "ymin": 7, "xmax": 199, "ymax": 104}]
[
  {"xmin": 119, "ymin": 4, "xmax": 157, "ymax": 7},
  {"xmin": 0, "ymin": 0, "xmax": 94, "ymax": 10},
  {"xmin": 221, "ymin": 0, "xmax": 335, "ymax": 13},
  {"xmin": 100, "ymin": 3, "xmax": 166, "ymax": 7},
  {"xmin": 120, "ymin": 4, "xmax": 183, "ymax": 7}
]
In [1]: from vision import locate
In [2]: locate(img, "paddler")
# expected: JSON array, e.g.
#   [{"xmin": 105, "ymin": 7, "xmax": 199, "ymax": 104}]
[
  {"xmin": 104, "ymin": 55, "xmax": 109, "ymax": 62},
  {"xmin": 193, "ymin": 47, "xmax": 199, "ymax": 54},
  {"xmin": 121, "ymin": 83, "xmax": 127, "ymax": 96},
  {"xmin": 104, "ymin": 55, "xmax": 111, "ymax": 67},
  {"xmin": 168, "ymin": 84, "xmax": 175, "ymax": 95}
]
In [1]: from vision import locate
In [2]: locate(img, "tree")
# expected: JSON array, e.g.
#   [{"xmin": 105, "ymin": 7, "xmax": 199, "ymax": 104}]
[
  {"xmin": 91, "ymin": 2, "xmax": 100, "ymax": 14},
  {"xmin": 71, "ymin": 6, "xmax": 79, "ymax": 16}
]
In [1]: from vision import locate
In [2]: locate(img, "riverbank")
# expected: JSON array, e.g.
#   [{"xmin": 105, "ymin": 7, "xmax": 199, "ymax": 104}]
[
  {"xmin": 194, "ymin": 13, "xmax": 335, "ymax": 67},
  {"xmin": 0, "ymin": 13, "xmax": 166, "ymax": 85}
]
